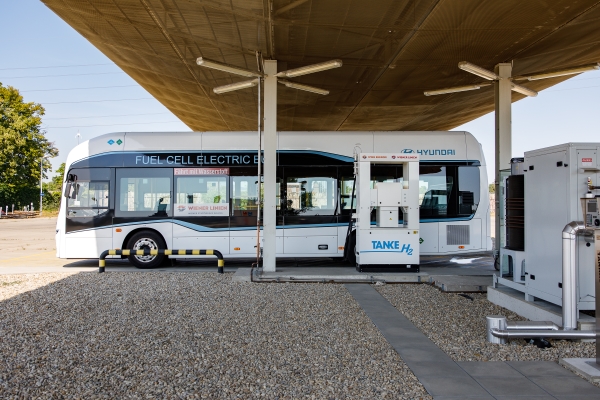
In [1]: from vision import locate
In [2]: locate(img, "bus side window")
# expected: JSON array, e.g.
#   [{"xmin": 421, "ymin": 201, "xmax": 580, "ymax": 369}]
[
  {"xmin": 419, "ymin": 166, "xmax": 451, "ymax": 218},
  {"xmin": 340, "ymin": 177, "xmax": 356, "ymax": 211},
  {"xmin": 174, "ymin": 175, "xmax": 228, "ymax": 218},
  {"xmin": 176, "ymin": 176, "xmax": 227, "ymax": 205},
  {"xmin": 67, "ymin": 181, "xmax": 109, "ymax": 218},
  {"xmin": 231, "ymin": 176, "xmax": 258, "ymax": 216},
  {"xmin": 458, "ymin": 166, "xmax": 480, "ymax": 216},
  {"xmin": 116, "ymin": 169, "xmax": 172, "ymax": 217},
  {"xmin": 285, "ymin": 176, "xmax": 337, "ymax": 216}
]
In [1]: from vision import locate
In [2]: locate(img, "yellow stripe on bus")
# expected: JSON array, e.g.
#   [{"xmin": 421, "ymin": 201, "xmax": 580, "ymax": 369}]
[
  {"xmin": 178, "ymin": 249, "xmax": 186, "ymax": 255},
  {"xmin": 164, "ymin": 250, "xmax": 172, "ymax": 255},
  {"xmin": 192, "ymin": 250, "xmax": 200, "ymax": 255},
  {"xmin": 108, "ymin": 250, "xmax": 117, "ymax": 255},
  {"xmin": 122, "ymin": 249, "xmax": 130, "ymax": 256},
  {"xmin": 218, "ymin": 259, "xmax": 224, "ymax": 267},
  {"xmin": 99, "ymin": 260, "xmax": 105, "ymax": 267},
  {"xmin": 206, "ymin": 249, "xmax": 214, "ymax": 255}
]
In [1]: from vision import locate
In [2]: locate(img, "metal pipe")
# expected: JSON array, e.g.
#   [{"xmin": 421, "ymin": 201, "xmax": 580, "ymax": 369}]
[
  {"xmin": 487, "ymin": 315, "xmax": 507, "ymax": 344},
  {"xmin": 506, "ymin": 321, "xmax": 559, "ymax": 330},
  {"xmin": 487, "ymin": 222, "xmax": 592, "ymax": 344},
  {"xmin": 492, "ymin": 328, "xmax": 596, "ymax": 340},
  {"xmin": 562, "ymin": 221, "xmax": 586, "ymax": 330},
  {"xmin": 40, "ymin": 156, "xmax": 43, "ymax": 215},
  {"xmin": 256, "ymin": 74, "xmax": 262, "ymax": 268},
  {"xmin": 250, "ymin": 276, "xmax": 390, "ymax": 284}
]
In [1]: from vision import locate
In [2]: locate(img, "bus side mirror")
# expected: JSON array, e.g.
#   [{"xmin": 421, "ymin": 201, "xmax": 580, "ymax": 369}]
[
  {"xmin": 64, "ymin": 182, "xmax": 72, "ymax": 198},
  {"xmin": 64, "ymin": 174, "xmax": 79, "ymax": 199},
  {"xmin": 65, "ymin": 183, "xmax": 79, "ymax": 200}
]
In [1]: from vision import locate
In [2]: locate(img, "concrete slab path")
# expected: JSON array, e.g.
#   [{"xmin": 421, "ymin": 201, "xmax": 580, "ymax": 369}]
[{"xmin": 345, "ymin": 284, "xmax": 600, "ymax": 399}]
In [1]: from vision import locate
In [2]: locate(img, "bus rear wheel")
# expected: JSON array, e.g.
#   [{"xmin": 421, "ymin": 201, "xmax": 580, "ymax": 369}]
[{"xmin": 127, "ymin": 231, "xmax": 166, "ymax": 269}]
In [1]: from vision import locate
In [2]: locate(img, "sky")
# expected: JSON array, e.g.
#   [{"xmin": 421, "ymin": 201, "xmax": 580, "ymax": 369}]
[{"xmin": 2, "ymin": 0, "xmax": 599, "ymax": 183}]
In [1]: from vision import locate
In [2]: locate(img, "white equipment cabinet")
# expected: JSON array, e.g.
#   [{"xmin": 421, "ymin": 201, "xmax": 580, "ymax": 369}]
[
  {"xmin": 355, "ymin": 153, "xmax": 420, "ymax": 272},
  {"xmin": 523, "ymin": 143, "xmax": 599, "ymax": 310}
]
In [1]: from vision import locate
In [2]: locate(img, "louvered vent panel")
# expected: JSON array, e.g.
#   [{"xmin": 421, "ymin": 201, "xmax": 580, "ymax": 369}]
[{"xmin": 447, "ymin": 225, "xmax": 470, "ymax": 245}]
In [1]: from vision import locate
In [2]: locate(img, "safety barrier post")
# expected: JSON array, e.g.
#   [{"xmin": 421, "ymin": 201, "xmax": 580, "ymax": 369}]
[{"xmin": 99, "ymin": 249, "xmax": 224, "ymax": 273}]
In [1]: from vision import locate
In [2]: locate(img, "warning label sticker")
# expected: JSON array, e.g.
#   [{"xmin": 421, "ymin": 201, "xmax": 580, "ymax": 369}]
[{"xmin": 582, "ymin": 158, "xmax": 594, "ymax": 167}]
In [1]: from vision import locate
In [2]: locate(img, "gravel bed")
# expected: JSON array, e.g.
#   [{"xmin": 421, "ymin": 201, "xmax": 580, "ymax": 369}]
[
  {"xmin": 0, "ymin": 273, "xmax": 430, "ymax": 399},
  {"xmin": 376, "ymin": 283, "xmax": 595, "ymax": 362}
]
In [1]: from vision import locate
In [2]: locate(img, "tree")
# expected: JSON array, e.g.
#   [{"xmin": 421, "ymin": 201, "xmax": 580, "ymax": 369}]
[
  {"xmin": 0, "ymin": 82, "xmax": 58, "ymax": 207},
  {"xmin": 1, "ymin": 82, "xmax": 58, "ymax": 185},
  {"xmin": 45, "ymin": 162, "xmax": 66, "ymax": 192}
]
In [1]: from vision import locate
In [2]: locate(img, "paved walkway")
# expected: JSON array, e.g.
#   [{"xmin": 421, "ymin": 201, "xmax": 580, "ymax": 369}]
[{"xmin": 345, "ymin": 284, "xmax": 600, "ymax": 400}]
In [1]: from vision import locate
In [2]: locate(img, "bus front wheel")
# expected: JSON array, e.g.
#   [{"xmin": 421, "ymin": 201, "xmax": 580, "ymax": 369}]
[{"xmin": 126, "ymin": 231, "xmax": 166, "ymax": 269}]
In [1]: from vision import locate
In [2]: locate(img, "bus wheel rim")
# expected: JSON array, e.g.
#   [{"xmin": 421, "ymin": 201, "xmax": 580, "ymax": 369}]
[{"xmin": 132, "ymin": 237, "xmax": 158, "ymax": 262}]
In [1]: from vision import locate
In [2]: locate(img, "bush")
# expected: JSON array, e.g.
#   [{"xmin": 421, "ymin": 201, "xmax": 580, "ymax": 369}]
[{"xmin": 0, "ymin": 185, "xmax": 61, "ymax": 211}]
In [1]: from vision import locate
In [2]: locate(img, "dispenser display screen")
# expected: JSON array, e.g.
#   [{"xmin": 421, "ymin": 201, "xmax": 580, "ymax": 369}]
[{"xmin": 586, "ymin": 199, "xmax": 600, "ymax": 228}]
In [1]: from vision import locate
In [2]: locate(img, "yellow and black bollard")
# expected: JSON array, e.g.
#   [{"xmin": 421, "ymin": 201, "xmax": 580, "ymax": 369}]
[{"xmin": 99, "ymin": 249, "xmax": 224, "ymax": 273}]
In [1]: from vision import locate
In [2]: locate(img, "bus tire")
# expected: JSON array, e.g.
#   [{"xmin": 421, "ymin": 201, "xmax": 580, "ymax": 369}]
[
  {"xmin": 126, "ymin": 230, "xmax": 166, "ymax": 269},
  {"xmin": 348, "ymin": 231, "xmax": 357, "ymax": 267}
]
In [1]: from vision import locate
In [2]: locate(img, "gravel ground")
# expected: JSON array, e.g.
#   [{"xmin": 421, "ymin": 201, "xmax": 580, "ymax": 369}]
[
  {"xmin": 376, "ymin": 283, "xmax": 595, "ymax": 362},
  {"xmin": 0, "ymin": 273, "xmax": 430, "ymax": 399}
]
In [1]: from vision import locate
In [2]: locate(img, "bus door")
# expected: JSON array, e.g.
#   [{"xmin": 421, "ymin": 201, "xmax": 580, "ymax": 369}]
[
  {"xmin": 230, "ymin": 173, "xmax": 260, "ymax": 254},
  {"xmin": 64, "ymin": 168, "xmax": 113, "ymax": 258},
  {"xmin": 172, "ymin": 168, "xmax": 230, "ymax": 255},
  {"xmin": 113, "ymin": 168, "xmax": 174, "ymax": 250},
  {"xmin": 282, "ymin": 167, "xmax": 339, "ymax": 256},
  {"xmin": 229, "ymin": 171, "xmax": 284, "ymax": 255}
]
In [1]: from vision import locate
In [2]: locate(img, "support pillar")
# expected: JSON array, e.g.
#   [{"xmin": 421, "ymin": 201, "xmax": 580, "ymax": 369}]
[
  {"xmin": 262, "ymin": 60, "xmax": 278, "ymax": 272},
  {"xmin": 494, "ymin": 63, "xmax": 512, "ymax": 253}
]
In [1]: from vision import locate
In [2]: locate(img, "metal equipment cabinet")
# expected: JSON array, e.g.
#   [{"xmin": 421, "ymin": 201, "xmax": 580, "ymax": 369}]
[{"xmin": 524, "ymin": 143, "xmax": 599, "ymax": 310}]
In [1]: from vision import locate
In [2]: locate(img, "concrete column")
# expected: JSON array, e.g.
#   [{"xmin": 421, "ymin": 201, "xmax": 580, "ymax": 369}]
[
  {"xmin": 494, "ymin": 63, "xmax": 512, "ymax": 252},
  {"xmin": 262, "ymin": 60, "xmax": 277, "ymax": 272}
]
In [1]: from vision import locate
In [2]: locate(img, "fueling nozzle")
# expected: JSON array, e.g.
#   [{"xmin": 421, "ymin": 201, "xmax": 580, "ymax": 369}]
[{"xmin": 588, "ymin": 177, "xmax": 600, "ymax": 192}]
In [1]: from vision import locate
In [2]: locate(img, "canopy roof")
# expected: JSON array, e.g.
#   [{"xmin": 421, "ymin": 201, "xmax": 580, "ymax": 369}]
[{"xmin": 42, "ymin": 0, "xmax": 600, "ymax": 131}]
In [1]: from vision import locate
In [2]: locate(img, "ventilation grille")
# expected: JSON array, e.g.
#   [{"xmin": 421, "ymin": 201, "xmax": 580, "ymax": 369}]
[{"xmin": 447, "ymin": 225, "xmax": 470, "ymax": 245}]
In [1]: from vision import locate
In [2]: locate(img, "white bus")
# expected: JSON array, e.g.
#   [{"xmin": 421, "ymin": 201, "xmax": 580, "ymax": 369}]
[{"xmin": 56, "ymin": 131, "xmax": 491, "ymax": 268}]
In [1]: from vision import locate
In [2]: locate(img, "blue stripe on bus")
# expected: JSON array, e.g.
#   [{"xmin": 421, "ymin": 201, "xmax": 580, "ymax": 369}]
[{"xmin": 64, "ymin": 216, "xmax": 475, "ymax": 234}]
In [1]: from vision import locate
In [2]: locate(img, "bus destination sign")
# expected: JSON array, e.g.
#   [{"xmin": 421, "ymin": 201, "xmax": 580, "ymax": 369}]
[
  {"xmin": 174, "ymin": 168, "xmax": 230, "ymax": 175},
  {"xmin": 135, "ymin": 154, "xmax": 260, "ymax": 167}
]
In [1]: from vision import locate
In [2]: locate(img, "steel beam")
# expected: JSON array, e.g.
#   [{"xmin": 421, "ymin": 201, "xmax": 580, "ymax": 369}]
[
  {"xmin": 494, "ymin": 63, "xmax": 512, "ymax": 252},
  {"xmin": 262, "ymin": 60, "xmax": 278, "ymax": 272}
]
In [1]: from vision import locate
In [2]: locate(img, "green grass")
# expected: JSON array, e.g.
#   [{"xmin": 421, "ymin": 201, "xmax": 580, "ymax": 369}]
[{"xmin": 0, "ymin": 281, "xmax": 22, "ymax": 287}]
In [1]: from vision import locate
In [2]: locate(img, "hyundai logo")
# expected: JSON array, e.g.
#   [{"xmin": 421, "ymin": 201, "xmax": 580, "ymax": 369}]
[{"xmin": 401, "ymin": 149, "xmax": 414, "ymax": 153}]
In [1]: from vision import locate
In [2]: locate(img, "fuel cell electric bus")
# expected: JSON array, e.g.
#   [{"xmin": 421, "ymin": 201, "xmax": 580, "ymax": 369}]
[{"xmin": 56, "ymin": 131, "xmax": 491, "ymax": 268}]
